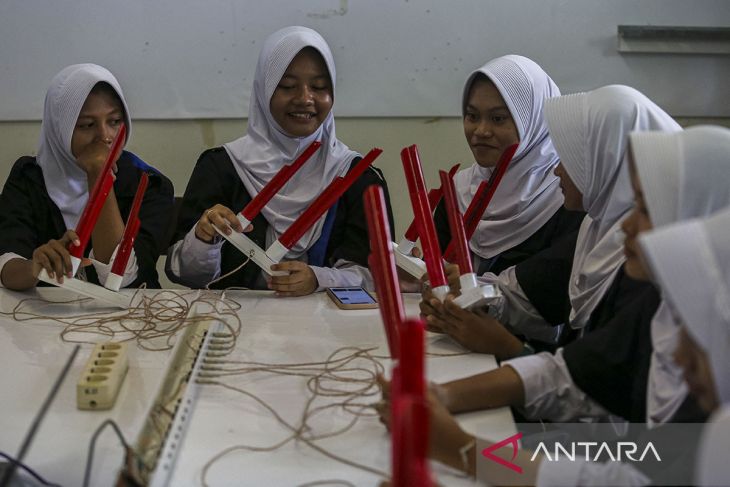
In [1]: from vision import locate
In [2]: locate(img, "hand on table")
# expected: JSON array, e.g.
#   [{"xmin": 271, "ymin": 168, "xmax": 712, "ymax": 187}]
[
  {"xmin": 423, "ymin": 298, "xmax": 523, "ymax": 360},
  {"xmin": 268, "ymin": 260, "xmax": 318, "ymax": 297}
]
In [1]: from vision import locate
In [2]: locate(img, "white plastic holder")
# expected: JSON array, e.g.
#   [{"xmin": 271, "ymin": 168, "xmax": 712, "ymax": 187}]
[
  {"xmin": 104, "ymin": 272, "xmax": 124, "ymax": 292},
  {"xmin": 214, "ymin": 224, "xmax": 287, "ymax": 277},
  {"xmin": 392, "ymin": 241, "xmax": 427, "ymax": 279},
  {"xmin": 459, "ymin": 272, "xmax": 479, "ymax": 292},
  {"xmin": 452, "ymin": 283, "xmax": 501, "ymax": 310},
  {"xmin": 396, "ymin": 238, "xmax": 415, "ymax": 256},
  {"xmin": 37, "ymin": 268, "xmax": 131, "ymax": 309},
  {"xmin": 237, "ymin": 214, "xmax": 251, "ymax": 229},
  {"xmin": 265, "ymin": 240, "xmax": 289, "ymax": 264},
  {"xmin": 68, "ymin": 255, "xmax": 82, "ymax": 276},
  {"xmin": 431, "ymin": 284, "xmax": 450, "ymax": 301}
]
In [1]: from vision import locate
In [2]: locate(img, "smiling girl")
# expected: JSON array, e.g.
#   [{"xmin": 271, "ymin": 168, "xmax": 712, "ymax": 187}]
[{"xmin": 166, "ymin": 26, "xmax": 393, "ymax": 294}]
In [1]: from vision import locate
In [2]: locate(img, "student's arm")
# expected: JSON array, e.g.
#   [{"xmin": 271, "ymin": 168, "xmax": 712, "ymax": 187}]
[
  {"xmin": 425, "ymin": 405, "xmax": 647, "ymax": 487},
  {"xmin": 0, "ymin": 159, "xmax": 69, "ymax": 290},
  {"xmin": 484, "ymin": 266, "xmax": 558, "ymax": 344},
  {"xmin": 439, "ymin": 365, "xmax": 526, "ymax": 414},
  {"xmin": 502, "ymin": 349, "xmax": 610, "ymax": 422},
  {"xmin": 1, "ymin": 231, "xmax": 83, "ymax": 290},
  {"xmin": 165, "ymin": 150, "xmax": 237, "ymax": 287},
  {"xmin": 438, "ymin": 349, "xmax": 609, "ymax": 423},
  {"xmin": 377, "ymin": 374, "xmax": 542, "ymax": 486},
  {"xmin": 422, "ymin": 231, "xmax": 581, "ymax": 354}
]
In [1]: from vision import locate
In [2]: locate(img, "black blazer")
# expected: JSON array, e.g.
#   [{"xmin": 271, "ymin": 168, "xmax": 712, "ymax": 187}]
[
  {"xmin": 0, "ymin": 152, "xmax": 174, "ymax": 288},
  {"xmin": 167, "ymin": 148, "xmax": 395, "ymax": 289}
]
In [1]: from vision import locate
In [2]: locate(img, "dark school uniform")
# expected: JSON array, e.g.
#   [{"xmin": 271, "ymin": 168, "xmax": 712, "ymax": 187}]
[
  {"xmin": 563, "ymin": 268, "xmax": 662, "ymax": 422},
  {"xmin": 167, "ymin": 147, "xmax": 395, "ymax": 290},
  {"xmin": 0, "ymin": 151, "xmax": 174, "ymax": 288}
]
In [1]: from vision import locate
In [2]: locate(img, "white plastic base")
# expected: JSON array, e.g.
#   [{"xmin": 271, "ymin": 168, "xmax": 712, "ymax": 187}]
[
  {"xmin": 70, "ymin": 255, "xmax": 81, "ymax": 276},
  {"xmin": 37, "ymin": 269, "xmax": 131, "ymax": 309},
  {"xmin": 103, "ymin": 272, "xmax": 123, "ymax": 292},
  {"xmin": 392, "ymin": 242, "xmax": 427, "ymax": 279},
  {"xmin": 214, "ymin": 225, "xmax": 287, "ymax": 276},
  {"xmin": 237, "ymin": 214, "xmax": 251, "ymax": 229},
  {"xmin": 452, "ymin": 284, "xmax": 501, "ymax": 310},
  {"xmin": 265, "ymin": 240, "xmax": 289, "ymax": 265},
  {"xmin": 396, "ymin": 238, "xmax": 415, "ymax": 256},
  {"xmin": 431, "ymin": 284, "xmax": 450, "ymax": 301},
  {"xmin": 459, "ymin": 272, "xmax": 479, "ymax": 292}
]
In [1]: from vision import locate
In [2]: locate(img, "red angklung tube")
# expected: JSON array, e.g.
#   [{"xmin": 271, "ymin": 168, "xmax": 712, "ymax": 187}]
[
  {"xmin": 68, "ymin": 123, "xmax": 127, "ymax": 272},
  {"xmin": 105, "ymin": 172, "xmax": 148, "ymax": 290},
  {"xmin": 400, "ymin": 163, "xmax": 460, "ymax": 245},
  {"xmin": 238, "ymin": 140, "xmax": 321, "ymax": 228},
  {"xmin": 443, "ymin": 143, "xmax": 517, "ymax": 262},
  {"xmin": 364, "ymin": 185, "xmax": 404, "ymax": 358},
  {"xmin": 440, "ymin": 169, "xmax": 473, "ymax": 276},
  {"xmin": 267, "ymin": 148, "xmax": 382, "ymax": 263},
  {"xmin": 400, "ymin": 145, "xmax": 448, "ymax": 299}
]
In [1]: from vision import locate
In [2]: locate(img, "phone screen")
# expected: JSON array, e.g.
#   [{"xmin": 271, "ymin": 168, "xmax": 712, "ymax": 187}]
[{"xmin": 329, "ymin": 287, "xmax": 376, "ymax": 305}]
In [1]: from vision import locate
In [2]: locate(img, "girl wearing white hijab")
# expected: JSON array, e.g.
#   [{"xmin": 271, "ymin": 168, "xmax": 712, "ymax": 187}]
[
  {"xmin": 548, "ymin": 126, "xmax": 730, "ymax": 429},
  {"xmin": 375, "ymin": 206, "xmax": 730, "ymax": 487},
  {"xmin": 383, "ymin": 126, "xmax": 730, "ymax": 487},
  {"xmin": 393, "ymin": 86, "xmax": 680, "ymax": 427},
  {"xmin": 550, "ymin": 85, "xmax": 679, "ymax": 330},
  {"xmin": 0, "ymin": 64, "xmax": 174, "ymax": 290},
  {"xmin": 629, "ymin": 125, "xmax": 730, "ymax": 426},
  {"xmin": 423, "ymin": 85, "xmax": 678, "ymax": 361},
  {"xmin": 436, "ymin": 55, "xmax": 582, "ymax": 273},
  {"xmin": 166, "ymin": 26, "xmax": 393, "ymax": 293},
  {"xmin": 421, "ymin": 55, "xmax": 585, "ymax": 354},
  {"xmin": 641, "ymin": 206, "xmax": 730, "ymax": 486}
]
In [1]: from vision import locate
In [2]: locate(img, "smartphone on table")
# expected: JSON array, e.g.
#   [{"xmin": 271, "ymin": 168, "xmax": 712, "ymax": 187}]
[{"xmin": 326, "ymin": 287, "xmax": 378, "ymax": 310}]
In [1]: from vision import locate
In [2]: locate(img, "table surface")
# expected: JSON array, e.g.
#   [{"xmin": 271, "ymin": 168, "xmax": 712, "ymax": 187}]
[{"xmin": 0, "ymin": 287, "xmax": 514, "ymax": 487}]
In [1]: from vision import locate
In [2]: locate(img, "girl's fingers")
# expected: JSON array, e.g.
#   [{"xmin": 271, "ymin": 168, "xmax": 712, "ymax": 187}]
[{"xmin": 35, "ymin": 254, "xmax": 53, "ymax": 278}]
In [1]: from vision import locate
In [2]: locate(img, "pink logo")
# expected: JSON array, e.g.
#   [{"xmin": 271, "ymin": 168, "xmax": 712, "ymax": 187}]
[{"xmin": 481, "ymin": 432, "xmax": 523, "ymax": 474}]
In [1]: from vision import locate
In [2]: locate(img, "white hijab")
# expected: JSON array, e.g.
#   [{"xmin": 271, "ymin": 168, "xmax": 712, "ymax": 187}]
[
  {"xmin": 641, "ymin": 207, "xmax": 730, "ymax": 485},
  {"xmin": 37, "ymin": 64, "xmax": 131, "ymax": 230},
  {"xmin": 223, "ymin": 26, "xmax": 358, "ymax": 257},
  {"xmin": 544, "ymin": 85, "xmax": 680, "ymax": 329},
  {"xmin": 454, "ymin": 55, "xmax": 564, "ymax": 259},
  {"xmin": 632, "ymin": 126, "xmax": 730, "ymax": 424},
  {"xmin": 640, "ymin": 206, "xmax": 730, "ymax": 409}
]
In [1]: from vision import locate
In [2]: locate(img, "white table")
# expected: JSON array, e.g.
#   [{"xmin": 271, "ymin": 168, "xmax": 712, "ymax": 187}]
[{"xmin": 0, "ymin": 288, "xmax": 514, "ymax": 486}]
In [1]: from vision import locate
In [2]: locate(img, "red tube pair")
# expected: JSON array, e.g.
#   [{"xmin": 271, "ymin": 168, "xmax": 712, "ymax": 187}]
[{"xmin": 364, "ymin": 185, "xmax": 432, "ymax": 487}]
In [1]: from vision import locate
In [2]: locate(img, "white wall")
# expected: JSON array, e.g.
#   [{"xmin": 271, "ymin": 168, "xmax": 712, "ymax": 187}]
[{"xmin": 2, "ymin": 0, "xmax": 730, "ymax": 120}]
